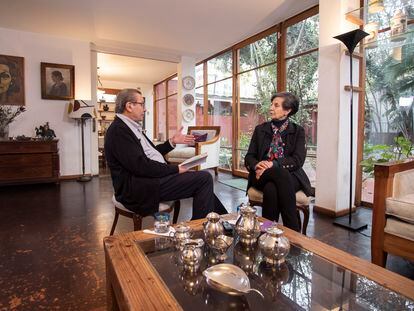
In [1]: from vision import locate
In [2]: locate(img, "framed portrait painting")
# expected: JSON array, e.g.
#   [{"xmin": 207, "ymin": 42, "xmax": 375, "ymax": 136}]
[
  {"xmin": 41, "ymin": 62, "xmax": 74, "ymax": 100},
  {"xmin": 0, "ymin": 54, "xmax": 25, "ymax": 106}
]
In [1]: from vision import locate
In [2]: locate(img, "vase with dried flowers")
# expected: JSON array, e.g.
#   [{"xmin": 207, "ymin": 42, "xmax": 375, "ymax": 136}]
[{"xmin": 0, "ymin": 105, "xmax": 25, "ymax": 141}]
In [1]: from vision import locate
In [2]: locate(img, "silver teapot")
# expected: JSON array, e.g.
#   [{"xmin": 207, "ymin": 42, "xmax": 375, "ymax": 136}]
[
  {"xmin": 259, "ymin": 226, "xmax": 290, "ymax": 265},
  {"xmin": 180, "ymin": 240, "xmax": 204, "ymax": 271},
  {"xmin": 203, "ymin": 212, "xmax": 224, "ymax": 245},
  {"xmin": 235, "ymin": 205, "xmax": 261, "ymax": 245},
  {"xmin": 170, "ymin": 223, "xmax": 191, "ymax": 249}
]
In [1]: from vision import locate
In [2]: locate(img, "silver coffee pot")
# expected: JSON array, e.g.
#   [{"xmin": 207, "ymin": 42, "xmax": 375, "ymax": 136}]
[
  {"xmin": 170, "ymin": 223, "xmax": 192, "ymax": 250},
  {"xmin": 203, "ymin": 212, "xmax": 224, "ymax": 245},
  {"xmin": 259, "ymin": 226, "xmax": 290, "ymax": 265},
  {"xmin": 235, "ymin": 205, "xmax": 261, "ymax": 245}
]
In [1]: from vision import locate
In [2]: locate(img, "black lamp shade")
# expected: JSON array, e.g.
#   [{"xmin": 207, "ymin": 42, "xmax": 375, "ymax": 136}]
[{"xmin": 334, "ymin": 29, "xmax": 369, "ymax": 54}]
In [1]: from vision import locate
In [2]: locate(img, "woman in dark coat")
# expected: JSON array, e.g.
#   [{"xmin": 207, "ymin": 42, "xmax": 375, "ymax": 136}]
[{"xmin": 245, "ymin": 92, "xmax": 313, "ymax": 232}]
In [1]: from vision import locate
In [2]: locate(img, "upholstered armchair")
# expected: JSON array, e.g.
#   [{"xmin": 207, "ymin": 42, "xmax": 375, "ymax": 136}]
[
  {"xmin": 372, "ymin": 160, "xmax": 414, "ymax": 267},
  {"xmin": 166, "ymin": 126, "xmax": 220, "ymax": 174}
]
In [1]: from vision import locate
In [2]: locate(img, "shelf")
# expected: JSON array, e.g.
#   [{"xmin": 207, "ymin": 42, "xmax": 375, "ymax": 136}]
[{"xmin": 360, "ymin": 27, "xmax": 414, "ymax": 49}]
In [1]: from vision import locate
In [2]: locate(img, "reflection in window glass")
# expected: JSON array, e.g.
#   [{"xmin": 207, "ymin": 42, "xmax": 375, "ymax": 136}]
[
  {"xmin": 167, "ymin": 95, "xmax": 177, "ymax": 135},
  {"xmin": 239, "ymin": 33, "xmax": 277, "ymax": 72},
  {"xmin": 237, "ymin": 64, "xmax": 277, "ymax": 170},
  {"xmin": 167, "ymin": 77, "xmax": 178, "ymax": 96},
  {"xmin": 155, "ymin": 82, "xmax": 166, "ymax": 100},
  {"xmin": 207, "ymin": 51, "xmax": 233, "ymax": 83},
  {"xmin": 155, "ymin": 99, "xmax": 166, "ymax": 141},
  {"xmin": 286, "ymin": 14, "xmax": 319, "ymax": 57},
  {"xmin": 196, "ymin": 64, "xmax": 204, "ymax": 88},
  {"xmin": 207, "ymin": 78, "xmax": 233, "ymax": 169},
  {"xmin": 195, "ymin": 87, "xmax": 204, "ymax": 126}
]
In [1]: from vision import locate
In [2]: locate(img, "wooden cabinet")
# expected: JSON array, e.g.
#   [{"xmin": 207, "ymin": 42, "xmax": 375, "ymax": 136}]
[{"xmin": 0, "ymin": 140, "xmax": 59, "ymax": 186}]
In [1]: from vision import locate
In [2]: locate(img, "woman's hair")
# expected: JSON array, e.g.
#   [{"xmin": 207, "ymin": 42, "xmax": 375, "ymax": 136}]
[
  {"xmin": 115, "ymin": 88, "xmax": 142, "ymax": 113},
  {"xmin": 271, "ymin": 92, "xmax": 299, "ymax": 117},
  {"xmin": 0, "ymin": 56, "xmax": 21, "ymax": 95},
  {"xmin": 51, "ymin": 70, "xmax": 64, "ymax": 81}
]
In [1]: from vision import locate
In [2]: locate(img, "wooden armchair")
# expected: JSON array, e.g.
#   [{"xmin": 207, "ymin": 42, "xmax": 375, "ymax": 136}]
[
  {"xmin": 372, "ymin": 160, "xmax": 414, "ymax": 267},
  {"xmin": 166, "ymin": 126, "xmax": 220, "ymax": 175}
]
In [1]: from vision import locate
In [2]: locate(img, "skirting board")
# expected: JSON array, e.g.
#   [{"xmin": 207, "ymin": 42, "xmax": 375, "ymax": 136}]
[
  {"xmin": 59, "ymin": 174, "xmax": 95, "ymax": 181},
  {"xmin": 313, "ymin": 205, "xmax": 357, "ymax": 218}
]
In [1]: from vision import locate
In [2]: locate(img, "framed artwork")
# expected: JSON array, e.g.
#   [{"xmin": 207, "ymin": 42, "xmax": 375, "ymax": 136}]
[
  {"xmin": 0, "ymin": 54, "xmax": 25, "ymax": 106},
  {"xmin": 41, "ymin": 62, "xmax": 74, "ymax": 100}
]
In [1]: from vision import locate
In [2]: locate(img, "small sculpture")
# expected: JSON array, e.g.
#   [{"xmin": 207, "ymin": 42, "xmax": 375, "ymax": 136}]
[{"xmin": 35, "ymin": 122, "xmax": 56, "ymax": 140}]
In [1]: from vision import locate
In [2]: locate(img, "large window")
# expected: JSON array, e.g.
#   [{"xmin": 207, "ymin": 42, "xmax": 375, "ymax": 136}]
[
  {"xmin": 154, "ymin": 6, "xmax": 319, "ymax": 177},
  {"xmin": 361, "ymin": 0, "xmax": 414, "ymax": 204},
  {"xmin": 154, "ymin": 75, "xmax": 178, "ymax": 140},
  {"xmin": 284, "ymin": 12, "xmax": 319, "ymax": 186}
]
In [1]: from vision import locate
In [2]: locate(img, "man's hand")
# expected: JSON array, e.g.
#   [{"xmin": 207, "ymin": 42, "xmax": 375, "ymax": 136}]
[
  {"xmin": 178, "ymin": 164, "xmax": 188, "ymax": 174},
  {"xmin": 170, "ymin": 126, "xmax": 195, "ymax": 145}
]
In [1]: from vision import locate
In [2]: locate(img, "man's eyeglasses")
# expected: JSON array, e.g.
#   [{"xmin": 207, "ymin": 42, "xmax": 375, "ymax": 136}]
[{"xmin": 129, "ymin": 101, "xmax": 145, "ymax": 108}]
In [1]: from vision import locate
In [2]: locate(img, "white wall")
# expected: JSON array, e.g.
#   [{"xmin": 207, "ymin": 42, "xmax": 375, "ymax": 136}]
[
  {"xmin": 0, "ymin": 27, "xmax": 93, "ymax": 177},
  {"xmin": 100, "ymin": 80, "xmax": 154, "ymax": 138}
]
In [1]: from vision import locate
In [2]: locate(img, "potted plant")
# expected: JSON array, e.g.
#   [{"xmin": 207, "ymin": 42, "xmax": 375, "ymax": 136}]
[{"xmin": 0, "ymin": 105, "xmax": 25, "ymax": 141}]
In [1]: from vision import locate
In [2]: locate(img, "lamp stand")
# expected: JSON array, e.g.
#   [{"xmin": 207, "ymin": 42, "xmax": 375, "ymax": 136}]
[
  {"xmin": 332, "ymin": 29, "xmax": 369, "ymax": 232},
  {"xmin": 77, "ymin": 117, "xmax": 92, "ymax": 182}
]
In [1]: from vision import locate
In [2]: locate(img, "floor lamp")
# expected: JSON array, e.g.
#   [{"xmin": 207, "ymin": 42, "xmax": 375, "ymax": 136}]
[
  {"xmin": 68, "ymin": 100, "xmax": 96, "ymax": 182},
  {"xmin": 333, "ymin": 29, "xmax": 369, "ymax": 231}
]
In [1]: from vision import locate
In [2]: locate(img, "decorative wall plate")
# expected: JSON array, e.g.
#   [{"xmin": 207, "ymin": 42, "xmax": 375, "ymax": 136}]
[
  {"xmin": 183, "ymin": 94, "xmax": 194, "ymax": 106},
  {"xmin": 182, "ymin": 109, "xmax": 195, "ymax": 122},
  {"xmin": 182, "ymin": 76, "xmax": 195, "ymax": 90}
]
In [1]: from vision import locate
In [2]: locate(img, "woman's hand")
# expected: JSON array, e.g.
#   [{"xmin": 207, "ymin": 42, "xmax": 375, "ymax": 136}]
[{"xmin": 255, "ymin": 160, "xmax": 273, "ymax": 171}]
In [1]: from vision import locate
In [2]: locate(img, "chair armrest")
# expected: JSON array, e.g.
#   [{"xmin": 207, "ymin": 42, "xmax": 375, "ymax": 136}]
[{"xmin": 372, "ymin": 160, "xmax": 414, "ymax": 241}]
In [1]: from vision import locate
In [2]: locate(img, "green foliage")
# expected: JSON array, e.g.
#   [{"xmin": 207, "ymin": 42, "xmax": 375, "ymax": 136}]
[{"xmin": 360, "ymin": 136, "xmax": 414, "ymax": 177}]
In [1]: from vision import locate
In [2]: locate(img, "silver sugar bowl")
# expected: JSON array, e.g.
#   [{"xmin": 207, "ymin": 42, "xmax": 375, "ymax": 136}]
[
  {"xmin": 180, "ymin": 240, "xmax": 203, "ymax": 271},
  {"xmin": 170, "ymin": 223, "xmax": 192, "ymax": 249},
  {"xmin": 259, "ymin": 226, "xmax": 290, "ymax": 265},
  {"xmin": 235, "ymin": 205, "xmax": 261, "ymax": 245},
  {"xmin": 203, "ymin": 212, "xmax": 224, "ymax": 246}
]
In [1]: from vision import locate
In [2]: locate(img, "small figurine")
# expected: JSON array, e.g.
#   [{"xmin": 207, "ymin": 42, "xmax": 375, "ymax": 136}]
[{"xmin": 35, "ymin": 122, "xmax": 56, "ymax": 140}]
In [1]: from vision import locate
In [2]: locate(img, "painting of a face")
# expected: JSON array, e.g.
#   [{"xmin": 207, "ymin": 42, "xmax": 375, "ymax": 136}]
[
  {"xmin": 0, "ymin": 64, "xmax": 12, "ymax": 95},
  {"xmin": 0, "ymin": 55, "xmax": 25, "ymax": 106},
  {"xmin": 41, "ymin": 63, "xmax": 74, "ymax": 100}
]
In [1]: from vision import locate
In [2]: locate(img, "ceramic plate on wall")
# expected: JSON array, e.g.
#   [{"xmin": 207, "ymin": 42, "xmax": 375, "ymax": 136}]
[
  {"xmin": 182, "ymin": 109, "xmax": 195, "ymax": 122},
  {"xmin": 183, "ymin": 94, "xmax": 194, "ymax": 106},
  {"xmin": 182, "ymin": 76, "xmax": 195, "ymax": 90}
]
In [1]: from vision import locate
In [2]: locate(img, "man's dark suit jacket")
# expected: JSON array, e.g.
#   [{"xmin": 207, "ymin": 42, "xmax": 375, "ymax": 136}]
[
  {"xmin": 244, "ymin": 121, "xmax": 314, "ymax": 197},
  {"xmin": 104, "ymin": 117, "xmax": 178, "ymax": 216}
]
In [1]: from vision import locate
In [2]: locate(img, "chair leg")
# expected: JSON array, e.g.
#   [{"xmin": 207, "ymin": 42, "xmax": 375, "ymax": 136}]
[
  {"xmin": 132, "ymin": 214, "xmax": 143, "ymax": 231},
  {"xmin": 296, "ymin": 209, "xmax": 302, "ymax": 233},
  {"xmin": 110, "ymin": 210, "xmax": 120, "ymax": 236},
  {"xmin": 296, "ymin": 205, "xmax": 309, "ymax": 235},
  {"xmin": 173, "ymin": 200, "xmax": 180, "ymax": 224},
  {"xmin": 214, "ymin": 167, "xmax": 218, "ymax": 176},
  {"xmin": 372, "ymin": 249, "xmax": 388, "ymax": 267}
]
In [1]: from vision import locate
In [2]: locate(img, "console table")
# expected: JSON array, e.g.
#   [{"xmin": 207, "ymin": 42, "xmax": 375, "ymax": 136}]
[{"xmin": 0, "ymin": 140, "xmax": 60, "ymax": 186}]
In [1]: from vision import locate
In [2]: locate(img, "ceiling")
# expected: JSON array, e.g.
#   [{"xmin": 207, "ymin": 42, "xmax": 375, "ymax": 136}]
[
  {"xmin": 97, "ymin": 53, "xmax": 177, "ymax": 85},
  {"xmin": 0, "ymin": 0, "xmax": 318, "ymax": 62}
]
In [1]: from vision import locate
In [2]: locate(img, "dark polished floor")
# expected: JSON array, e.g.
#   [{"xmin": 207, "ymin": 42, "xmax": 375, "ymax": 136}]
[{"xmin": 0, "ymin": 172, "xmax": 413, "ymax": 310}]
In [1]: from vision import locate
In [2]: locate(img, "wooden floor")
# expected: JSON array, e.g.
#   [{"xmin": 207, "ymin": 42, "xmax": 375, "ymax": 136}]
[{"xmin": 0, "ymin": 172, "xmax": 413, "ymax": 310}]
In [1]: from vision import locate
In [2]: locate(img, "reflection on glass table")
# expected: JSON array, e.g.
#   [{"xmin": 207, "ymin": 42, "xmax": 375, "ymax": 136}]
[{"xmin": 135, "ymin": 230, "xmax": 414, "ymax": 311}]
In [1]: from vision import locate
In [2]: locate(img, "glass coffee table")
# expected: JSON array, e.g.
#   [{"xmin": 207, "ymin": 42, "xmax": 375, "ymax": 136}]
[{"xmin": 104, "ymin": 215, "xmax": 414, "ymax": 310}]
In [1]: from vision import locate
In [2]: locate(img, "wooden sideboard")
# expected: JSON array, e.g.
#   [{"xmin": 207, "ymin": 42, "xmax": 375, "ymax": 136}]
[{"xmin": 0, "ymin": 140, "xmax": 60, "ymax": 186}]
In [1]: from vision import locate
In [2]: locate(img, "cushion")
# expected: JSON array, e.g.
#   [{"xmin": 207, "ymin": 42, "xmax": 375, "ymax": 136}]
[
  {"xmin": 385, "ymin": 217, "xmax": 414, "ymax": 242},
  {"xmin": 167, "ymin": 147, "xmax": 195, "ymax": 160},
  {"xmin": 247, "ymin": 187, "xmax": 310, "ymax": 206},
  {"xmin": 112, "ymin": 195, "xmax": 174, "ymax": 213},
  {"xmin": 393, "ymin": 169, "xmax": 414, "ymax": 198},
  {"xmin": 385, "ymin": 194, "xmax": 414, "ymax": 224}
]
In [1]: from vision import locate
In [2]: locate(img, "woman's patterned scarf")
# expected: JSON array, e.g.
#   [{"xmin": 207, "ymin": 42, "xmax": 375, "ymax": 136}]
[{"xmin": 267, "ymin": 119, "xmax": 289, "ymax": 161}]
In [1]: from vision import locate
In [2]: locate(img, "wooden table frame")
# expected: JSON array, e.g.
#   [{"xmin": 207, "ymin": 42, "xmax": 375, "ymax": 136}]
[{"xmin": 104, "ymin": 215, "xmax": 414, "ymax": 310}]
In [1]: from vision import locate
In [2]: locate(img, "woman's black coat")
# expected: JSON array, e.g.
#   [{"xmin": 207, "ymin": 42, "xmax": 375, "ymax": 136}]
[{"xmin": 244, "ymin": 121, "xmax": 314, "ymax": 197}]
